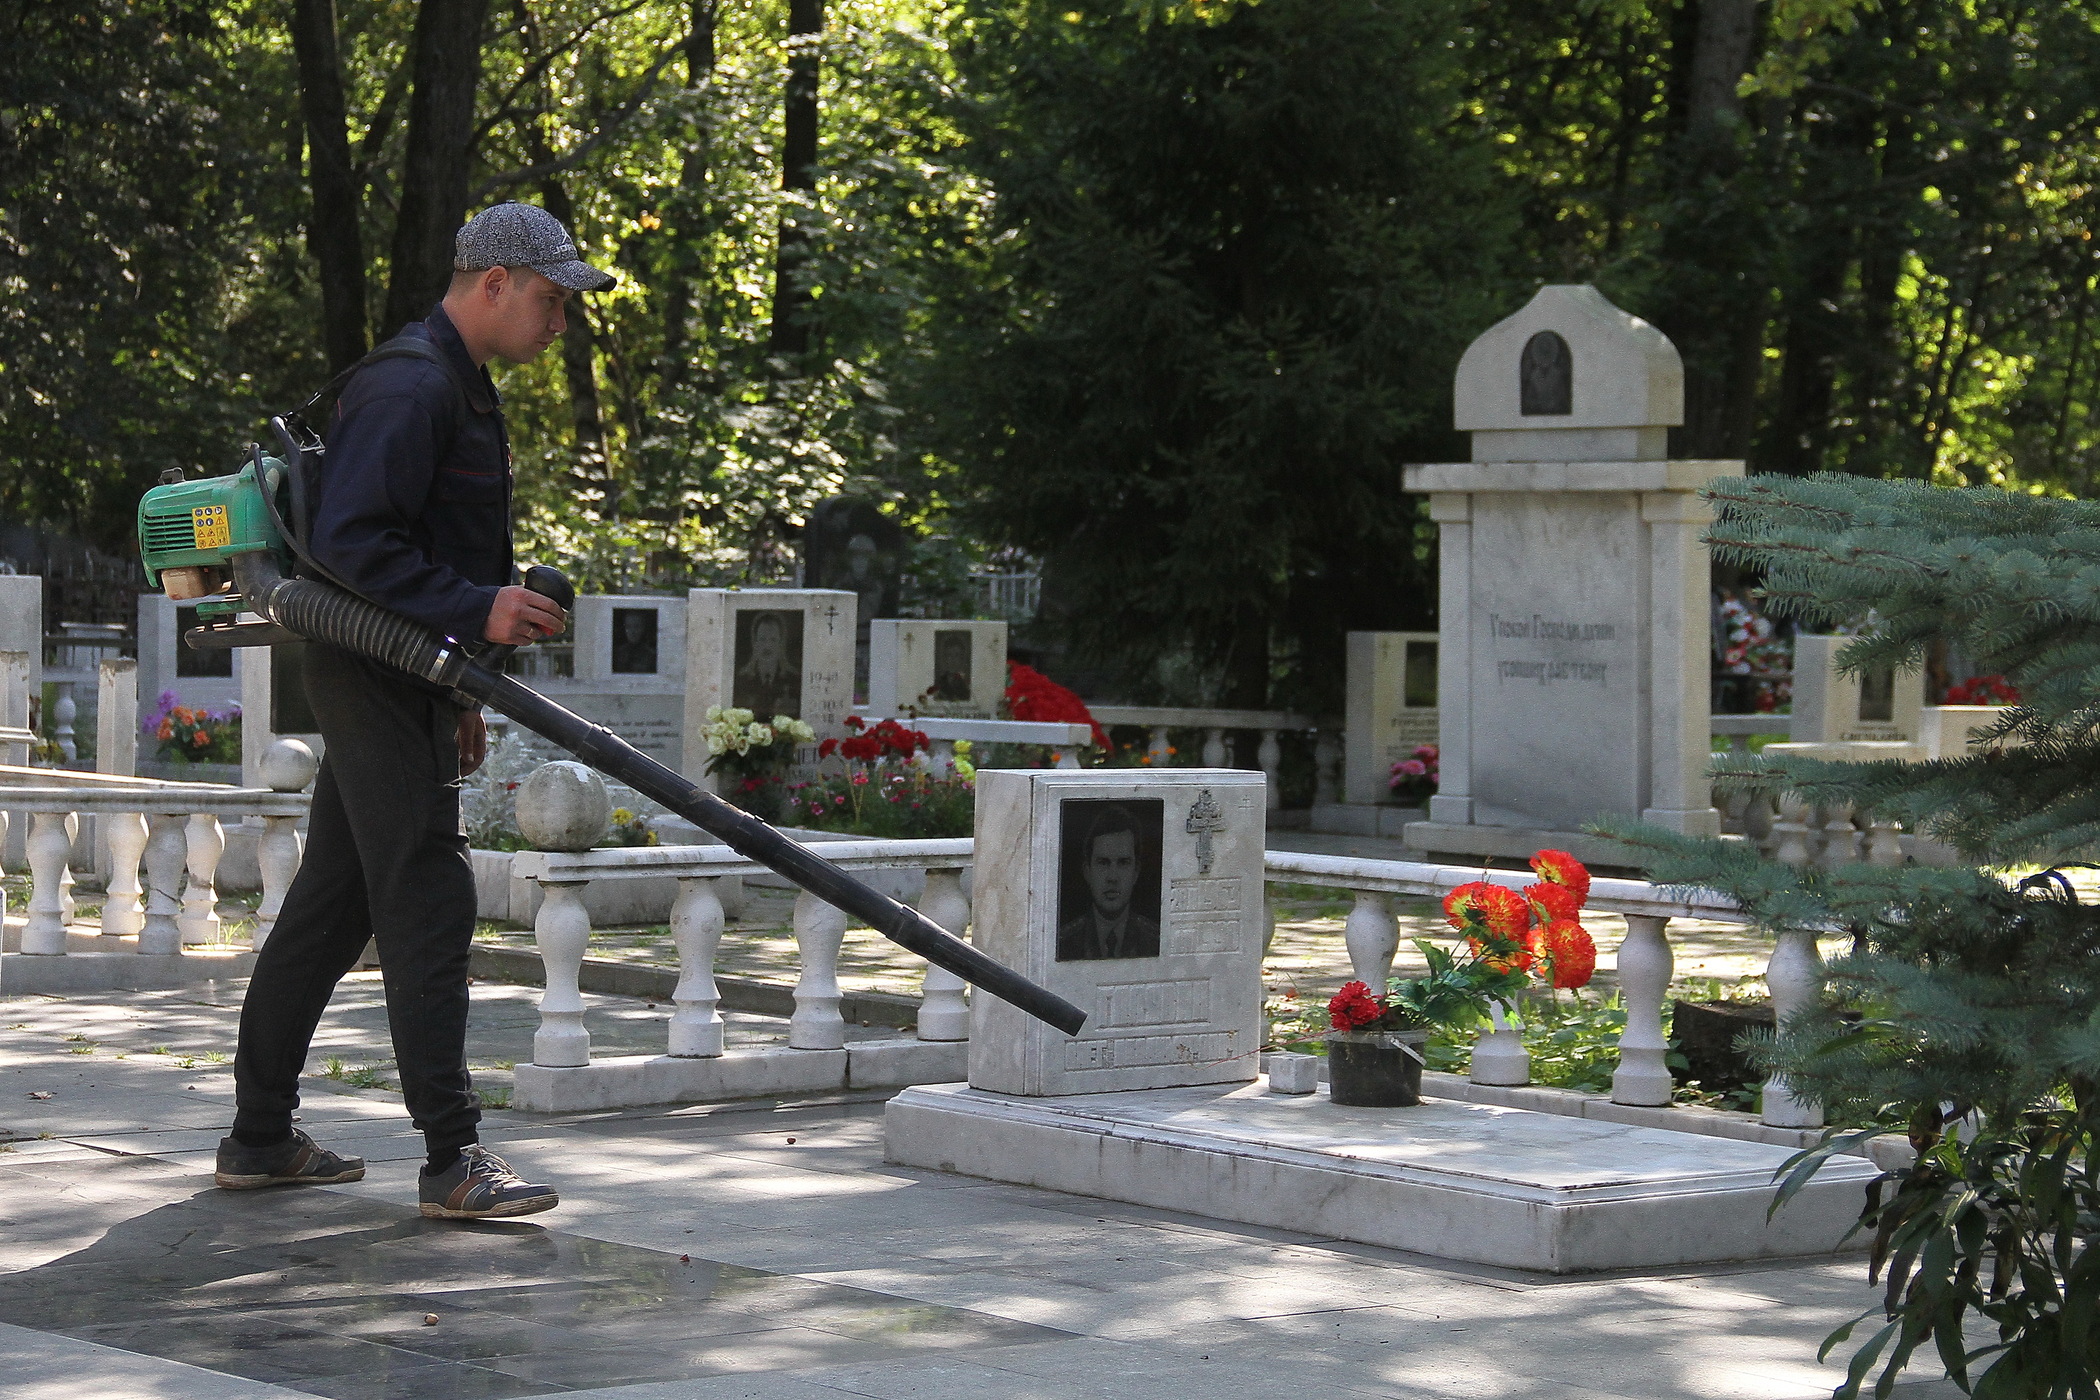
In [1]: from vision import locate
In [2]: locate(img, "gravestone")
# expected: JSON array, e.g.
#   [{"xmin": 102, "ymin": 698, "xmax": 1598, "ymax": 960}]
[
  {"xmin": 137, "ymin": 592, "xmax": 243, "ymax": 720},
  {"xmin": 968, "ymin": 768, "xmax": 1267, "ymax": 1096},
  {"xmin": 1401, "ymin": 285, "xmax": 1734, "ymax": 863},
  {"xmin": 803, "ymin": 498, "xmax": 905, "ymax": 699},
  {"xmin": 1315, "ymin": 631, "xmax": 1440, "ymax": 836},
  {"xmin": 552, "ymin": 593, "xmax": 689, "ymax": 771},
  {"xmin": 1789, "ymin": 635, "xmax": 1924, "ymax": 745},
  {"xmin": 682, "ymin": 589, "xmax": 857, "ymax": 785},
  {"xmin": 240, "ymin": 640, "xmax": 323, "ymax": 789},
  {"xmin": 866, "ymin": 619, "xmax": 1007, "ymax": 719},
  {"xmin": 0, "ymin": 575, "xmax": 39, "ymax": 744}
]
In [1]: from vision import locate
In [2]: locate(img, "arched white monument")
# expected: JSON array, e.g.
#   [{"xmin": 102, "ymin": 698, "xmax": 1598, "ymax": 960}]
[{"xmin": 1402, "ymin": 285, "xmax": 1735, "ymax": 862}]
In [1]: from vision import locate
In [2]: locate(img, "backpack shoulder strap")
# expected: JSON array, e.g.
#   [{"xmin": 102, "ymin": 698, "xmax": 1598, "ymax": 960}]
[{"xmin": 287, "ymin": 337, "xmax": 474, "ymax": 433}]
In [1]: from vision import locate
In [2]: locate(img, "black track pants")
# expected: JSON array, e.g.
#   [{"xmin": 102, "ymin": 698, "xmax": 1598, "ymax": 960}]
[{"xmin": 231, "ymin": 644, "xmax": 481, "ymax": 1154}]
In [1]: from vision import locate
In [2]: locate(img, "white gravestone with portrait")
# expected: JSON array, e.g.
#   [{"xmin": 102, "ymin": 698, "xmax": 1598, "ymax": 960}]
[
  {"xmin": 682, "ymin": 589, "xmax": 856, "ymax": 785},
  {"xmin": 866, "ymin": 619, "xmax": 1007, "ymax": 720},
  {"xmin": 1788, "ymin": 634, "xmax": 1924, "ymax": 746},
  {"xmin": 965, "ymin": 767, "xmax": 1266, "ymax": 1097},
  {"xmin": 1401, "ymin": 285, "xmax": 1735, "ymax": 862},
  {"xmin": 546, "ymin": 594, "xmax": 689, "ymax": 771},
  {"xmin": 1315, "ymin": 631, "xmax": 1440, "ymax": 836},
  {"xmin": 138, "ymin": 592, "xmax": 243, "ymax": 721}
]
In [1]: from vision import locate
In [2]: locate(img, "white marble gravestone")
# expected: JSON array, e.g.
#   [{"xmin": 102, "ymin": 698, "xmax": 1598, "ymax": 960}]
[
  {"xmin": 682, "ymin": 589, "xmax": 856, "ymax": 784},
  {"xmin": 866, "ymin": 619, "xmax": 1007, "ymax": 719},
  {"xmin": 1401, "ymin": 285, "xmax": 1735, "ymax": 862},
  {"xmin": 968, "ymin": 767, "xmax": 1266, "ymax": 1097},
  {"xmin": 546, "ymin": 594, "xmax": 689, "ymax": 771},
  {"xmin": 240, "ymin": 640, "xmax": 323, "ymax": 788},
  {"xmin": 0, "ymin": 576, "xmax": 39, "ymax": 757},
  {"xmin": 1789, "ymin": 634, "xmax": 1924, "ymax": 745},
  {"xmin": 137, "ymin": 592, "xmax": 243, "ymax": 720}
]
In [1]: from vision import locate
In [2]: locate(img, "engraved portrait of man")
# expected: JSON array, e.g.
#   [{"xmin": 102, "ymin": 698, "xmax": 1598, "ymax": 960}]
[
  {"xmin": 733, "ymin": 609, "xmax": 804, "ymax": 719},
  {"xmin": 931, "ymin": 628, "xmax": 973, "ymax": 703},
  {"xmin": 1056, "ymin": 800, "xmax": 1163, "ymax": 962},
  {"xmin": 611, "ymin": 607, "xmax": 659, "ymax": 675}
]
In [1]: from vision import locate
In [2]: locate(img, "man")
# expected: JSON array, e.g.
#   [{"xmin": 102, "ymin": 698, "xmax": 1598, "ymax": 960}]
[
  {"xmin": 1056, "ymin": 804, "xmax": 1161, "ymax": 961},
  {"xmin": 733, "ymin": 611, "xmax": 802, "ymax": 718},
  {"xmin": 217, "ymin": 203, "xmax": 612, "ymax": 1219}
]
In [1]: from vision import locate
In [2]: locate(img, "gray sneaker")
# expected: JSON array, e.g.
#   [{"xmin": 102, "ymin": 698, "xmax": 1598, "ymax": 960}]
[
  {"xmin": 418, "ymin": 1145, "xmax": 559, "ymax": 1220},
  {"xmin": 215, "ymin": 1128, "xmax": 366, "ymax": 1190}
]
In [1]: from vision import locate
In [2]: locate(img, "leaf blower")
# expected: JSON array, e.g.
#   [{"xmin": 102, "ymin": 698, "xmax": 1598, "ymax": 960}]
[{"xmin": 136, "ymin": 423, "xmax": 1086, "ymax": 1037}]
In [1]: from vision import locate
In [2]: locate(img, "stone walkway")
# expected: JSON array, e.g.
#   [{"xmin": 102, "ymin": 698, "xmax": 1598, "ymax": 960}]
[{"xmin": 1, "ymin": 981, "xmax": 1964, "ymax": 1400}]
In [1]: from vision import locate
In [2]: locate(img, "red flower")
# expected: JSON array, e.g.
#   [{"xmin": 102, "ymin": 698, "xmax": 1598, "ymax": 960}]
[
  {"xmin": 1442, "ymin": 882, "xmax": 1531, "ymax": 939},
  {"xmin": 818, "ymin": 738, "xmax": 839, "ymax": 759},
  {"xmin": 1528, "ymin": 849, "xmax": 1591, "ymax": 903},
  {"xmin": 1539, "ymin": 920, "xmax": 1597, "ymax": 990},
  {"xmin": 1327, "ymin": 980, "xmax": 1385, "ymax": 1031},
  {"xmin": 1005, "ymin": 662, "xmax": 1109, "ymax": 749},
  {"xmin": 1523, "ymin": 881, "xmax": 1582, "ymax": 926}
]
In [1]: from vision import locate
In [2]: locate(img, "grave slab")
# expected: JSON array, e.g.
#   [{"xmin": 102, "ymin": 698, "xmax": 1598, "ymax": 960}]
[
  {"xmin": 867, "ymin": 619, "xmax": 1008, "ymax": 719},
  {"xmin": 885, "ymin": 1078, "xmax": 1880, "ymax": 1274}
]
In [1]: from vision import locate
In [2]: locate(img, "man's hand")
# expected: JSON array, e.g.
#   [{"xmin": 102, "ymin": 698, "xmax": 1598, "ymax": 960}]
[
  {"xmin": 458, "ymin": 709, "xmax": 487, "ymax": 778},
  {"xmin": 484, "ymin": 585, "xmax": 566, "ymax": 646}
]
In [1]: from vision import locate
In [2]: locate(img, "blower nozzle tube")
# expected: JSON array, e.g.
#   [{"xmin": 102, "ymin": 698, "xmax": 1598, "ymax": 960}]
[{"xmin": 226, "ymin": 551, "xmax": 1086, "ymax": 1037}]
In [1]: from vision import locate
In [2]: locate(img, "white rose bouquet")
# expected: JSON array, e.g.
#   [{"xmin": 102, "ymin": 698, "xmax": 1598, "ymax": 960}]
[{"xmin": 701, "ymin": 707, "xmax": 817, "ymax": 814}]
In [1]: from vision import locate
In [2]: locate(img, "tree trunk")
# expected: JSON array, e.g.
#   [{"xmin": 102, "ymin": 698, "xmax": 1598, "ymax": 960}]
[
  {"xmin": 1653, "ymin": 0, "xmax": 1767, "ymax": 460},
  {"xmin": 660, "ymin": 0, "xmax": 719, "ymax": 389},
  {"xmin": 766, "ymin": 0, "xmax": 822, "ymax": 362},
  {"xmin": 537, "ymin": 175, "xmax": 614, "ymax": 517},
  {"xmin": 287, "ymin": 0, "xmax": 368, "ymax": 370},
  {"xmin": 384, "ymin": 0, "xmax": 490, "ymax": 336}
]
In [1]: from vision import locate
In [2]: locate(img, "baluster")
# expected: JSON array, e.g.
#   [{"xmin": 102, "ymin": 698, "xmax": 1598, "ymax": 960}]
[
  {"xmin": 531, "ymin": 879, "xmax": 593, "ymax": 1067},
  {"xmin": 139, "ymin": 813, "xmax": 186, "ymax": 955},
  {"xmin": 1201, "ymin": 727, "xmax": 1227, "ymax": 768},
  {"xmin": 57, "ymin": 814, "xmax": 78, "ymax": 924},
  {"xmin": 1054, "ymin": 745, "xmax": 1082, "ymax": 770},
  {"xmin": 915, "ymin": 867, "xmax": 971, "ymax": 1041},
  {"xmin": 1258, "ymin": 729, "xmax": 1282, "ymax": 811},
  {"xmin": 1770, "ymin": 793, "xmax": 1814, "ymax": 868},
  {"xmin": 1471, "ymin": 1000, "xmax": 1530, "ymax": 1086},
  {"xmin": 179, "ymin": 813, "xmax": 224, "ymax": 944},
  {"xmin": 52, "ymin": 681, "xmax": 77, "ymax": 764},
  {"xmin": 1343, "ymin": 890, "xmax": 1399, "ymax": 988},
  {"xmin": 1611, "ymin": 913, "xmax": 1675, "ymax": 1106},
  {"xmin": 22, "ymin": 812, "xmax": 73, "ymax": 954},
  {"xmin": 1817, "ymin": 801, "xmax": 1858, "ymax": 869},
  {"xmin": 101, "ymin": 811, "xmax": 148, "ymax": 938},
  {"xmin": 1147, "ymin": 725, "xmax": 1171, "ymax": 767},
  {"xmin": 1762, "ymin": 927, "xmax": 1826, "ymax": 1128},
  {"xmin": 1743, "ymin": 792, "xmax": 1775, "ymax": 852},
  {"xmin": 252, "ymin": 815, "xmax": 303, "ymax": 950},
  {"xmin": 790, "ymin": 891, "xmax": 849, "ymax": 1050},
  {"xmin": 1717, "ymin": 788, "xmax": 1748, "ymax": 837},
  {"xmin": 1313, "ymin": 731, "xmax": 1340, "ymax": 808},
  {"xmin": 668, "ymin": 876, "xmax": 726, "ymax": 1057},
  {"xmin": 1864, "ymin": 809, "xmax": 1905, "ymax": 867}
]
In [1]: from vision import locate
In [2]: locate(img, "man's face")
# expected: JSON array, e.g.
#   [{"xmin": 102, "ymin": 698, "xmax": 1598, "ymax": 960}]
[
  {"xmin": 1083, "ymin": 829, "xmax": 1137, "ymax": 920},
  {"xmin": 481, "ymin": 266, "xmax": 571, "ymax": 363},
  {"xmin": 751, "ymin": 618, "xmax": 785, "ymax": 671}
]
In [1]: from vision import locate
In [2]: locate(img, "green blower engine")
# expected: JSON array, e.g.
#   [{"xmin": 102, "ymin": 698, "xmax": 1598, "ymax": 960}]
[{"xmin": 137, "ymin": 440, "xmax": 1086, "ymax": 1037}]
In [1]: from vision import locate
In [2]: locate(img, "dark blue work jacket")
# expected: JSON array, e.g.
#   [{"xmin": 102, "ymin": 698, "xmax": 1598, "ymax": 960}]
[{"xmin": 308, "ymin": 304, "xmax": 514, "ymax": 645}]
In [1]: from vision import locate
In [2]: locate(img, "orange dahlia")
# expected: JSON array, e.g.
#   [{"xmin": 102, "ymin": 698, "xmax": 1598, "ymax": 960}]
[
  {"xmin": 1529, "ymin": 849, "xmax": 1591, "ymax": 903},
  {"xmin": 1523, "ymin": 881, "xmax": 1582, "ymax": 926},
  {"xmin": 1539, "ymin": 920, "xmax": 1597, "ymax": 990},
  {"xmin": 1442, "ymin": 881, "xmax": 1531, "ymax": 939}
]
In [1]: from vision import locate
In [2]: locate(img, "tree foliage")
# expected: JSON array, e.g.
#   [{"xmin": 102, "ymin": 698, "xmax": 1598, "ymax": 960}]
[{"xmin": 1603, "ymin": 473, "xmax": 2100, "ymax": 1398}]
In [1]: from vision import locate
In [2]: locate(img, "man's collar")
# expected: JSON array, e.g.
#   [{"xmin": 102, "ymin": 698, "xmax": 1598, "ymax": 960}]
[{"xmin": 422, "ymin": 304, "xmax": 501, "ymax": 414}]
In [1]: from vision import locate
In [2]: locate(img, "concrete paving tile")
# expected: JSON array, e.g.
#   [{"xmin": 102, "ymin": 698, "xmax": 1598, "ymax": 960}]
[
  {"xmin": 0, "ymin": 1317, "xmax": 311, "ymax": 1399},
  {"xmin": 553, "ymin": 1378, "xmax": 875, "ymax": 1400}
]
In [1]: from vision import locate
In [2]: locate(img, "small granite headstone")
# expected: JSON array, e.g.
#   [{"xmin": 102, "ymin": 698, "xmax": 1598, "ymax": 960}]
[
  {"xmin": 1343, "ymin": 631, "xmax": 1440, "ymax": 806},
  {"xmin": 683, "ymin": 589, "xmax": 856, "ymax": 784},
  {"xmin": 1789, "ymin": 635, "xmax": 1924, "ymax": 745},
  {"xmin": 969, "ymin": 768, "xmax": 1266, "ymax": 1096}
]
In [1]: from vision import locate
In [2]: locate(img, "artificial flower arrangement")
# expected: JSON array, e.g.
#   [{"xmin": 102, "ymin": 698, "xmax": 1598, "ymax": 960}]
[
  {"xmin": 701, "ymin": 706, "xmax": 816, "ymax": 819},
  {"xmin": 796, "ymin": 716, "xmax": 969, "ymax": 838},
  {"xmin": 144, "ymin": 690, "xmax": 241, "ymax": 764},
  {"xmin": 1003, "ymin": 661, "xmax": 1109, "ymax": 751},
  {"xmin": 1942, "ymin": 673, "xmax": 2020, "ymax": 705},
  {"xmin": 1327, "ymin": 849, "xmax": 1598, "ymax": 1038},
  {"xmin": 1386, "ymin": 744, "xmax": 1439, "ymax": 803},
  {"xmin": 1715, "ymin": 591, "xmax": 1793, "ymax": 711}
]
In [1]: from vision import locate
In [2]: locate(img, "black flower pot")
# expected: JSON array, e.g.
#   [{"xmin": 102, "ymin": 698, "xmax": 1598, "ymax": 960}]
[{"xmin": 1325, "ymin": 1030, "xmax": 1429, "ymax": 1107}]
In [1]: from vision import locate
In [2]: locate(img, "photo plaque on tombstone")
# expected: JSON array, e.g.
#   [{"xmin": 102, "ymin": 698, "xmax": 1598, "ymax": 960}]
[
  {"xmin": 969, "ymin": 768, "xmax": 1265, "ymax": 1097},
  {"xmin": 732, "ymin": 609, "xmax": 805, "ymax": 718},
  {"xmin": 866, "ymin": 619, "xmax": 1008, "ymax": 719}
]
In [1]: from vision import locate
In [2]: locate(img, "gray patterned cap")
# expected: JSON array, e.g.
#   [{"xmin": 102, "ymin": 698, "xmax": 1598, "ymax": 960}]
[{"xmin": 454, "ymin": 202, "xmax": 615, "ymax": 292}]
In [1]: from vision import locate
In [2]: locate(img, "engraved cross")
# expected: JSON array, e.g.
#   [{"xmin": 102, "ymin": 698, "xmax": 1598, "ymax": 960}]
[{"xmin": 1185, "ymin": 788, "xmax": 1225, "ymax": 875}]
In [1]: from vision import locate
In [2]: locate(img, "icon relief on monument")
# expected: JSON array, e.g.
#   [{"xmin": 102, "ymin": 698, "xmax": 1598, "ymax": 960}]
[
  {"xmin": 1519, "ymin": 329, "xmax": 1573, "ymax": 415},
  {"xmin": 1056, "ymin": 799, "xmax": 1164, "ymax": 962},
  {"xmin": 1184, "ymin": 788, "xmax": 1225, "ymax": 875},
  {"xmin": 733, "ymin": 609, "xmax": 804, "ymax": 718}
]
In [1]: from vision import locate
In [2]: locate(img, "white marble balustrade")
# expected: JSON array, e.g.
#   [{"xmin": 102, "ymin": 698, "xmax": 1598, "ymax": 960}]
[
  {"xmin": 1088, "ymin": 705, "xmax": 1321, "ymax": 813},
  {"xmin": 510, "ymin": 838, "xmax": 978, "ymax": 1072},
  {"xmin": 1, "ymin": 765, "xmax": 310, "ymax": 957}
]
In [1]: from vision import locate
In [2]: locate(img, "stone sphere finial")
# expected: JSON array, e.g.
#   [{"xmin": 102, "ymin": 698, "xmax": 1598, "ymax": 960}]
[
  {"xmin": 515, "ymin": 761, "xmax": 610, "ymax": 852},
  {"xmin": 260, "ymin": 739, "xmax": 318, "ymax": 793}
]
